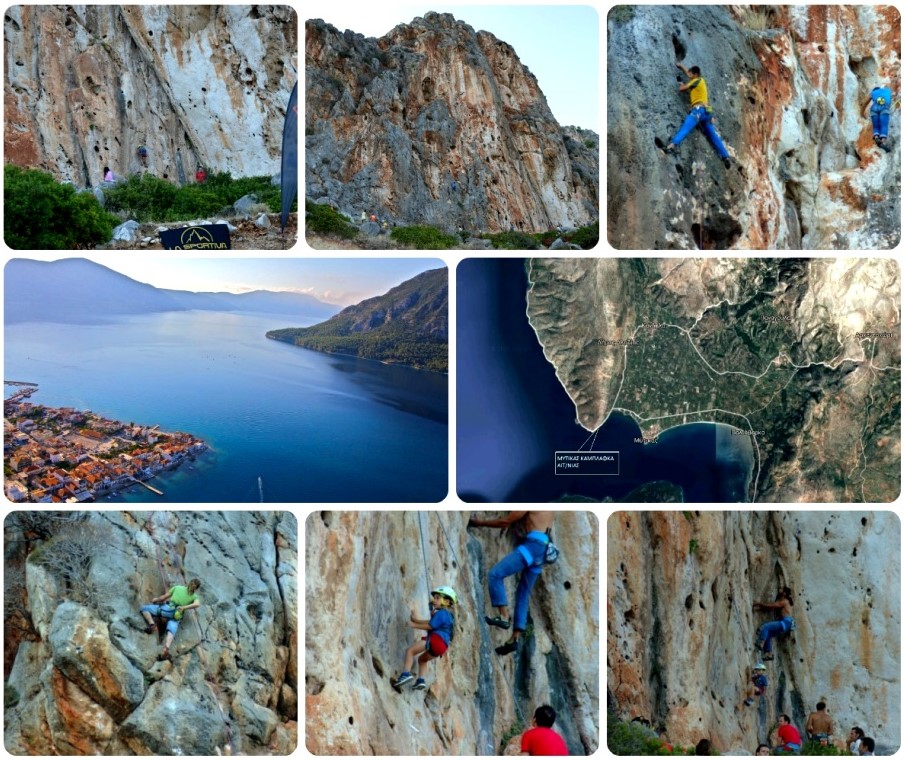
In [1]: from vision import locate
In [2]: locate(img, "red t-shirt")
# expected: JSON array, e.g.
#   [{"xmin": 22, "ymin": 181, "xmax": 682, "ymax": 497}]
[
  {"xmin": 778, "ymin": 723, "xmax": 802, "ymax": 746},
  {"xmin": 521, "ymin": 727, "xmax": 569, "ymax": 755}
]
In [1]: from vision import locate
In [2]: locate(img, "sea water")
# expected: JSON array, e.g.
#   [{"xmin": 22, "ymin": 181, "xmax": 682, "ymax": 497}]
[
  {"xmin": 5, "ymin": 310, "xmax": 448, "ymax": 503},
  {"xmin": 456, "ymin": 259, "xmax": 754, "ymax": 503}
]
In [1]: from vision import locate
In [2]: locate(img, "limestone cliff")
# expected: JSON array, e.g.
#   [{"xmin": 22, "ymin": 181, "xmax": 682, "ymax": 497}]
[
  {"xmin": 608, "ymin": 511, "xmax": 900, "ymax": 753},
  {"xmin": 4, "ymin": 511, "xmax": 298, "ymax": 755},
  {"xmin": 305, "ymin": 13, "xmax": 599, "ymax": 233},
  {"xmin": 305, "ymin": 512, "xmax": 599, "ymax": 755},
  {"xmin": 4, "ymin": 5, "xmax": 297, "ymax": 187},
  {"xmin": 607, "ymin": 5, "xmax": 900, "ymax": 249}
]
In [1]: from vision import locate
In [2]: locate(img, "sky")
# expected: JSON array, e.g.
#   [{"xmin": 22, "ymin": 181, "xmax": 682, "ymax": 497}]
[
  {"xmin": 102, "ymin": 258, "xmax": 444, "ymax": 306},
  {"xmin": 309, "ymin": 4, "xmax": 599, "ymax": 132}
]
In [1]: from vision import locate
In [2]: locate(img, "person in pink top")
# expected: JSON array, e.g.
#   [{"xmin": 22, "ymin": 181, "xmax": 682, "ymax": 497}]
[
  {"xmin": 520, "ymin": 705, "xmax": 569, "ymax": 755},
  {"xmin": 774, "ymin": 714, "xmax": 802, "ymax": 754}
]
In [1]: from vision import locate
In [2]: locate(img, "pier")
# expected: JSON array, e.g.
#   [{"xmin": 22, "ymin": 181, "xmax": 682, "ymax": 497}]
[{"xmin": 130, "ymin": 477, "xmax": 164, "ymax": 496}]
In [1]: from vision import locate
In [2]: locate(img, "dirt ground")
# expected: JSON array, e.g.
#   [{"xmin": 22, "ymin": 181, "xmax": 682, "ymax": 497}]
[{"xmin": 100, "ymin": 213, "xmax": 298, "ymax": 250}]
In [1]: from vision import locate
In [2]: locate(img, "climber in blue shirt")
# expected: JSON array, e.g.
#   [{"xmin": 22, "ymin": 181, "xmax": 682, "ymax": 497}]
[
  {"xmin": 863, "ymin": 84, "xmax": 894, "ymax": 151},
  {"xmin": 394, "ymin": 586, "xmax": 457, "ymax": 691}
]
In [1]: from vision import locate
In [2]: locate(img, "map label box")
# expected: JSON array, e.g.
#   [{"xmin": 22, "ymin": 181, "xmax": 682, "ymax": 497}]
[{"xmin": 554, "ymin": 451, "xmax": 619, "ymax": 475}]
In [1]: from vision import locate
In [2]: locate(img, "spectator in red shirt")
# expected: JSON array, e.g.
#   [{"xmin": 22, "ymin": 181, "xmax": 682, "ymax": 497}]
[
  {"xmin": 774, "ymin": 714, "xmax": 802, "ymax": 754},
  {"xmin": 195, "ymin": 165, "xmax": 207, "ymax": 183},
  {"xmin": 521, "ymin": 705, "xmax": 569, "ymax": 756}
]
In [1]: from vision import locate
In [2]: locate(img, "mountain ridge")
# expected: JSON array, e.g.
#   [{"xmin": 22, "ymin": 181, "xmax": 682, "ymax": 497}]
[{"xmin": 266, "ymin": 268, "xmax": 448, "ymax": 371}]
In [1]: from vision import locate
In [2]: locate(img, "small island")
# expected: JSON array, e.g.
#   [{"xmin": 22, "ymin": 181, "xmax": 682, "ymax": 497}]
[
  {"xmin": 266, "ymin": 267, "xmax": 449, "ymax": 372},
  {"xmin": 4, "ymin": 383, "xmax": 205, "ymax": 502}
]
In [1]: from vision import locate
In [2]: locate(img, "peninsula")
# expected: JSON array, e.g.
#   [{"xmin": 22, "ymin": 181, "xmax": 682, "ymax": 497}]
[
  {"xmin": 266, "ymin": 267, "xmax": 448, "ymax": 372},
  {"xmin": 4, "ymin": 384, "xmax": 205, "ymax": 502}
]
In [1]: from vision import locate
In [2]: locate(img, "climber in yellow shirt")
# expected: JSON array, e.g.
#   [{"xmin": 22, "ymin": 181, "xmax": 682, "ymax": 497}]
[{"xmin": 661, "ymin": 62, "xmax": 732, "ymax": 169}]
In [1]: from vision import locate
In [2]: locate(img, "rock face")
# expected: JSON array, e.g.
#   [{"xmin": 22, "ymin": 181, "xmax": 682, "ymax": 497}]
[
  {"xmin": 305, "ymin": 13, "xmax": 599, "ymax": 233},
  {"xmin": 305, "ymin": 512, "xmax": 599, "ymax": 755},
  {"xmin": 608, "ymin": 511, "xmax": 901, "ymax": 753},
  {"xmin": 607, "ymin": 5, "xmax": 900, "ymax": 249},
  {"xmin": 4, "ymin": 511, "xmax": 298, "ymax": 755},
  {"xmin": 4, "ymin": 5, "xmax": 297, "ymax": 187}
]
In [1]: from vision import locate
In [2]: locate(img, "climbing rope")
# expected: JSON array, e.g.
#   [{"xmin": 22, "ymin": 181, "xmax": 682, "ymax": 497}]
[{"xmin": 144, "ymin": 512, "xmax": 234, "ymax": 749}]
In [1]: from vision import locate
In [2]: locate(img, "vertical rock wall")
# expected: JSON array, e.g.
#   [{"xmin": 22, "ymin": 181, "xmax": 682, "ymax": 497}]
[
  {"xmin": 4, "ymin": 5, "xmax": 297, "ymax": 186},
  {"xmin": 305, "ymin": 512, "xmax": 599, "ymax": 755},
  {"xmin": 4, "ymin": 511, "xmax": 298, "ymax": 755},
  {"xmin": 607, "ymin": 5, "xmax": 900, "ymax": 249},
  {"xmin": 607, "ymin": 511, "xmax": 900, "ymax": 752}
]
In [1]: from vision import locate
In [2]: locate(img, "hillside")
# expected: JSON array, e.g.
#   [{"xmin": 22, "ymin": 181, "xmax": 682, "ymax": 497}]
[
  {"xmin": 266, "ymin": 267, "xmax": 448, "ymax": 372},
  {"xmin": 607, "ymin": 5, "xmax": 900, "ymax": 249},
  {"xmin": 305, "ymin": 13, "xmax": 598, "ymax": 235},
  {"xmin": 608, "ymin": 511, "xmax": 900, "ymax": 753},
  {"xmin": 4, "ymin": 511, "xmax": 297, "ymax": 755},
  {"xmin": 4, "ymin": 258, "xmax": 339, "ymax": 325},
  {"xmin": 306, "ymin": 511, "xmax": 599, "ymax": 754}
]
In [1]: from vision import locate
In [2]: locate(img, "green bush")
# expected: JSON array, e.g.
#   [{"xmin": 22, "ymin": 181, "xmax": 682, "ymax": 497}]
[
  {"xmin": 305, "ymin": 199, "xmax": 359, "ymax": 239},
  {"xmin": 390, "ymin": 225, "xmax": 457, "ymax": 249},
  {"xmin": 570, "ymin": 221, "xmax": 600, "ymax": 249},
  {"xmin": 483, "ymin": 230, "xmax": 541, "ymax": 250},
  {"xmin": 103, "ymin": 172, "xmax": 292, "ymax": 223},
  {"xmin": 607, "ymin": 713, "xmax": 688, "ymax": 755},
  {"xmin": 4, "ymin": 683, "xmax": 20, "ymax": 708},
  {"xmin": 4, "ymin": 165, "xmax": 119, "ymax": 249}
]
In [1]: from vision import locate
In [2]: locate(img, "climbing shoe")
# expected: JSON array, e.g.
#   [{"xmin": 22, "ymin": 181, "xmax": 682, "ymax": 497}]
[
  {"xmin": 394, "ymin": 672, "xmax": 414, "ymax": 687},
  {"xmin": 144, "ymin": 623, "xmax": 156, "ymax": 634},
  {"xmin": 744, "ymin": 698, "xmax": 754, "ymax": 707},
  {"xmin": 485, "ymin": 615, "xmax": 511, "ymax": 630},
  {"xmin": 412, "ymin": 678, "xmax": 427, "ymax": 691},
  {"xmin": 156, "ymin": 648, "xmax": 171, "ymax": 662},
  {"xmin": 723, "ymin": 156, "xmax": 731, "ymax": 169},
  {"xmin": 763, "ymin": 652, "xmax": 774, "ymax": 661},
  {"xmin": 495, "ymin": 639, "xmax": 519, "ymax": 656}
]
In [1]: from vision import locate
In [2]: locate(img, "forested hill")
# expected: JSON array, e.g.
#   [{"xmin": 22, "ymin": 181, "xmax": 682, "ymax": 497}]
[{"xmin": 265, "ymin": 268, "xmax": 448, "ymax": 371}]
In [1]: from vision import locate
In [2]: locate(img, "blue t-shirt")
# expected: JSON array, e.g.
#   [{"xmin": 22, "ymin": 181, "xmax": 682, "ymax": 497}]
[
  {"xmin": 872, "ymin": 87, "xmax": 892, "ymax": 110},
  {"xmin": 429, "ymin": 608, "xmax": 454, "ymax": 645}
]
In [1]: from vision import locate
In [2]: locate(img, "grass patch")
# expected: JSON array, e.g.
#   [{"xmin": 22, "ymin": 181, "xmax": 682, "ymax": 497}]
[
  {"xmin": 305, "ymin": 199, "xmax": 359, "ymax": 239},
  {"xmin": 482, "ymin": 231, "xmax": 541, "ymax": 250},
  {"xmin": 390, "ymin": 225, "xmax": 457, "ymax": 249}
]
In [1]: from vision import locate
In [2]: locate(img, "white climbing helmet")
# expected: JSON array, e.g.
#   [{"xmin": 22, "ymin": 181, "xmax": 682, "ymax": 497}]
[
  {"xmin": 431, "ymin": 586, "xmax": 458, "ymax": 605},
  {"xmin": 754, "ymin": 662, "xmax": 767, "ymax": 671}
]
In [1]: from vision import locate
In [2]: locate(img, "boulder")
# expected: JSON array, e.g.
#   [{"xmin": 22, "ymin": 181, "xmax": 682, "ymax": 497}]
[
  {"xmin": 254, "ymin": 213, "xmax": 271, "ymax": 229},
  {"xmin": 359, "ymin": 221, "xmax": 381, "ymax": 236},
  {"xmin": 235, "ymin": 194, "xmax": 259, "ymax": 215},
  {"xmin": 111, "ymin": 220, "xmax": 140, "ymax": 242}
]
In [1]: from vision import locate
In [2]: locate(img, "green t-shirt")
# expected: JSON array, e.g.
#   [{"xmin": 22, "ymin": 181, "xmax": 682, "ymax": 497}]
[{"xmin": 168, "ymin": 585, "xmax": 198, "ymax": 607}]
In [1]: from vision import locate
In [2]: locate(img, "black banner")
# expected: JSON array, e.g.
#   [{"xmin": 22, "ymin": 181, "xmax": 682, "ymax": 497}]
[{"xmin": 159, "ymin": 224, "xmax": 232, "ymax": 250}]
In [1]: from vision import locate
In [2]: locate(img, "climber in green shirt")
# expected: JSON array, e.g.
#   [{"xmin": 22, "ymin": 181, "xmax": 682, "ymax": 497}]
[{"xmin": 140, "ymin": 578, "xmax": 202, "ymax": 661}]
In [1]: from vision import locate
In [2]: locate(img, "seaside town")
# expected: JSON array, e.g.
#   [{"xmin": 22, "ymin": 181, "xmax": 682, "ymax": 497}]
[{"xmin": 3, "ymin": 383, "xmax": 205, "ymax": 503}]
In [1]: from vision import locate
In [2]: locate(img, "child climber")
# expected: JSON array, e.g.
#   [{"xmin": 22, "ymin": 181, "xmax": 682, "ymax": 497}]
[
  {"xmin": 744, "ymin": 662, "xmax": 768, "ymax": 706},
  {"xmin": 394, "ymin": 586, "xmax": 457, "ymax": 691}
]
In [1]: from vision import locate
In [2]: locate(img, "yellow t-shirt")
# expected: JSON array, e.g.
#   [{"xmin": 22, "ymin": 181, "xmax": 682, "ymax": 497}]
[{"xmin": 686, "ymin": 77, "xmax": 709, "ymax": 109}]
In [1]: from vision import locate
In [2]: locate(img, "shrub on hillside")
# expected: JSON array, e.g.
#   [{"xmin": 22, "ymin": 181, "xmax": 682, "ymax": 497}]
[
  {"xmin": 305, "ymin": 199, "xmax": 359, "ymax": 239},
  {"xmin": 390, "ymin": 225, "xmax": 457, "ymax": 249},
  {"xmin": 4, "ymin": 165, "xmax": 119, "ymax": 249},
  {"xmin": 483, "ymin": 230, "xmax": 541, "ymax": 250}
]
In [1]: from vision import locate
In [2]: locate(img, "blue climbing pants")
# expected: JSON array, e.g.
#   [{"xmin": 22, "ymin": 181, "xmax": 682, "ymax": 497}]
[
  {"xmin": 871, "ymin": 108, "xmax": 890, "ymax": 138},
  {"xmin": 488, "ymin": 534, "xmax": 547, "ymax": 631},
  {"xmin": 672, "ymin": 106, "xmax": 729, "ymax": 159},
  {"xmin": 141, "ymin": 603, "xmax": 179, "ymax": 635},
  {"xmin": 758, "ymin": 617, "xmax": 793, "ymax": 653}
]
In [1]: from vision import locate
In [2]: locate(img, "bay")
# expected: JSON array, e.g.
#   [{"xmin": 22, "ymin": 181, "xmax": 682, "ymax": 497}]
[{"xmin": 5, "ymin": 310, "xmax": 448, "ymax": 503}]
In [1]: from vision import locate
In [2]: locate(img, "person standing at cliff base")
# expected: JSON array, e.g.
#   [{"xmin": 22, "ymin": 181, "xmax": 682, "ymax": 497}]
[
  {"xmin": 660, "ymin": 63, "xmax": 732, "ymax": 169},
  {"xmin": 520, "ymin": 705, "xmax": 569, "ymax": 755},
  {"xmin": 774, "ymin": 714, "xmax": 803, "ymax": 754},
  {"xmin": 139, "ymin": 578, "xmax": 202, "ymax": 661},
  {"xmin": 849, "ymin": 727, "xmax": 865, "ymax": 754},
  {"xmin": 753, "ymin": 586, "xmax": 795, "ymax": 660},
  {"xmin": 394, "ymin": 586, "xmax": 456, "ymax": 691},
  {"xmin": 863, "ymin": 84, "xmax": 893, "ymax": 152},
  {"xmin": 103, "ymin": 166, "xmax": 115, "ymax": 182},
  {"xmin": 806, "ymin": 701, "xmax": 834, "ymax": 745},
  {"xmin": 468, "ymin": 511, "xmax": 555, "ymax": 656},
  {"xmin": 858, "ymin": 737, "xmax": 876, "ymax": 755}
]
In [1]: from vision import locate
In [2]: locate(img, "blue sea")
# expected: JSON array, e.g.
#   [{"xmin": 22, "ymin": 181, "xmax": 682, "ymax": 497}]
[
  {"xmin": 456, "ymin": 259, "xmax": 753, "ymax": 503},
  {"xmin": 5, "ymin": 311, "xmax": 448, "ymax": 503}
]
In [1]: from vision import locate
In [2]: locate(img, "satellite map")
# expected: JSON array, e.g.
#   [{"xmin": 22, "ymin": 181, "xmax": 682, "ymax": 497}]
[{"xmin": 457, "ymin": 258, "xmax": 901, "ymax": 503}]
